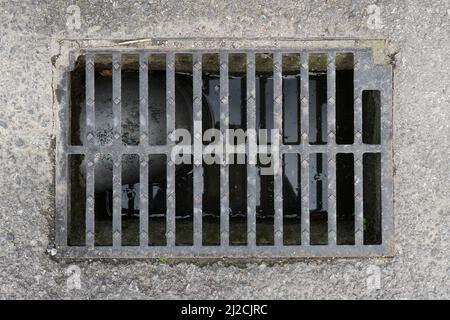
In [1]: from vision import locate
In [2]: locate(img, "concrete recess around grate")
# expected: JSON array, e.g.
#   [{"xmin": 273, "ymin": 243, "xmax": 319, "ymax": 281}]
[{"xmin": 0, "ymin": 0, "xmax": 448, "ymax": 299}]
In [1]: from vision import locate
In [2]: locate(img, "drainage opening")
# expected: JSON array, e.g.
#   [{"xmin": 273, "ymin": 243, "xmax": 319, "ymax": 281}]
[{"xmin": 59, "ymin": 48, "xmax": 391, "ymax": 257}]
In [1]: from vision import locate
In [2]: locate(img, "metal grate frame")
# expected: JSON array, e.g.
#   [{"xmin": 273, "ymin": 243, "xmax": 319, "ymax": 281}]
[{"xmin": 55, "ymin": 47, "xmax": 393, "ymax": 258}]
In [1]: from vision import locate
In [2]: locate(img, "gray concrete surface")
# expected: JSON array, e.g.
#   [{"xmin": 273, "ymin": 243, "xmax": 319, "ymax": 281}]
[{"xmin": 0, "ymin": 0, "xmax": 449, "ymax": 299}]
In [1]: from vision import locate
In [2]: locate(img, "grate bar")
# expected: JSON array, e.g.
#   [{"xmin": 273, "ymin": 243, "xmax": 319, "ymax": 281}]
[
  {"xmin": 380, "ymin": 65, "xmax": 393, "ymax": 248},
  {"xmin": 166, "ymin": 53, "xmax": 176, "ymax": 246},
  {"xmin": 219, "ymin": 51, "xmax": 230, "ymax": 246},
  {"xmin": 112, "ymin": 53, "xmax": 122, "ymax": 247},
  {"xmin": 85, "ymin": 154, "xmax": 95, "ymax": 247},
  {"xmin": 85, "ymin": 54, "xmax": 95, "ymax": 247},
  {"xmin": 327, "ymin": 153, "xmax": 337, "ymax": 244},
  {"xmin": 327, "ymin": 52, "xmax": 337, "ymax": 245},
  {"xmin": 139, "ymin": 155, "xmax": 149, "ymax": 246},
  {"xmin": 300, "ymin": 51, "xmax": 310, "ymax": 245},
  {"xmin": 280, "ymin": 144, "xmax": 381, "ymax": 154},
  {"xmin": 246, "ymin": 53, "xmax": 257, "ymax": 247},
  {"xmin": 68, "ymin": 145, "xmax": 168, "ymax": 155},
  {"xmin": 354, "ymin": 52, "xmax": 364, "ymax": 245},
  {"xmin": 85, "ymin": 54, "xmax": 95, "ymax": 142},
  {"xmin": 59, "ymin": 243, "xmax": 392, "ymax": 258},
  {"xmin": 193, "ymin": 53, "xmax": 203, "ymax": 247},
  {"xmin": 273, "ymin": 52, "xmax": 283, "ymax": 246},
  {"xmin": 67, "ymin": 144, "xmax": 382, "ymax": 155},
  {"xmin": 56, "ymin": 70, "xmax": 69, "ymax": 247},
  {"xmin": 139, "ymin": 53, "xmax": 149, "ymax": 247},
  {"xmin": 112, "ymin": 155, "xmax": 122, "ymax": 247},
  {"xmin": 81, "ymin": 48, "xmax": 374, "ymax": 55},
  {"xmin": 355, "ymin": 153, "xmax": 363, "ymax": 244}
]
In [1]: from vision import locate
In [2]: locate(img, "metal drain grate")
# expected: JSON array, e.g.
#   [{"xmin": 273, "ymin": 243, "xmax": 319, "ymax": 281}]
[{"xmin": 55, "ymin": 47, "xmax": 393, "ymax": 258}]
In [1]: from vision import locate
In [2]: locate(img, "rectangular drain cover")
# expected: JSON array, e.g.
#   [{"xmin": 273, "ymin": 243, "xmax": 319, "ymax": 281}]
[{"xmin": 55, "ymin": 46, "xmax": 393, "ymax": 258}]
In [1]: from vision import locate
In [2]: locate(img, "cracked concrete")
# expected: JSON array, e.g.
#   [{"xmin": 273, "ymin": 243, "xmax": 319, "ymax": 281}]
[{"xmin": 0, "ymin": 0, "xmax": 449, "ymax": 299}]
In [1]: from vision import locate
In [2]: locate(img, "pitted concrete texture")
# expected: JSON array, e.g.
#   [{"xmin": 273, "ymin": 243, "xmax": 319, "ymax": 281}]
[{"xmin": 0, "ymin": 0, "xmax": 449, "ymax": 299}]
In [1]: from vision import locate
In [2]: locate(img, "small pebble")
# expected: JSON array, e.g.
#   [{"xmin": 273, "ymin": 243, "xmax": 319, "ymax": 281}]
[
  {"xmin": 6, "ymin": 232, "xmax": 15, "ymax": 241},
  {"xmin": 47, "ymin": 247, "xmax": 57, "ymax": 256},
  {"xmin": 15, "ymin": 138, "xmax": 25, "ymax": 147}
]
